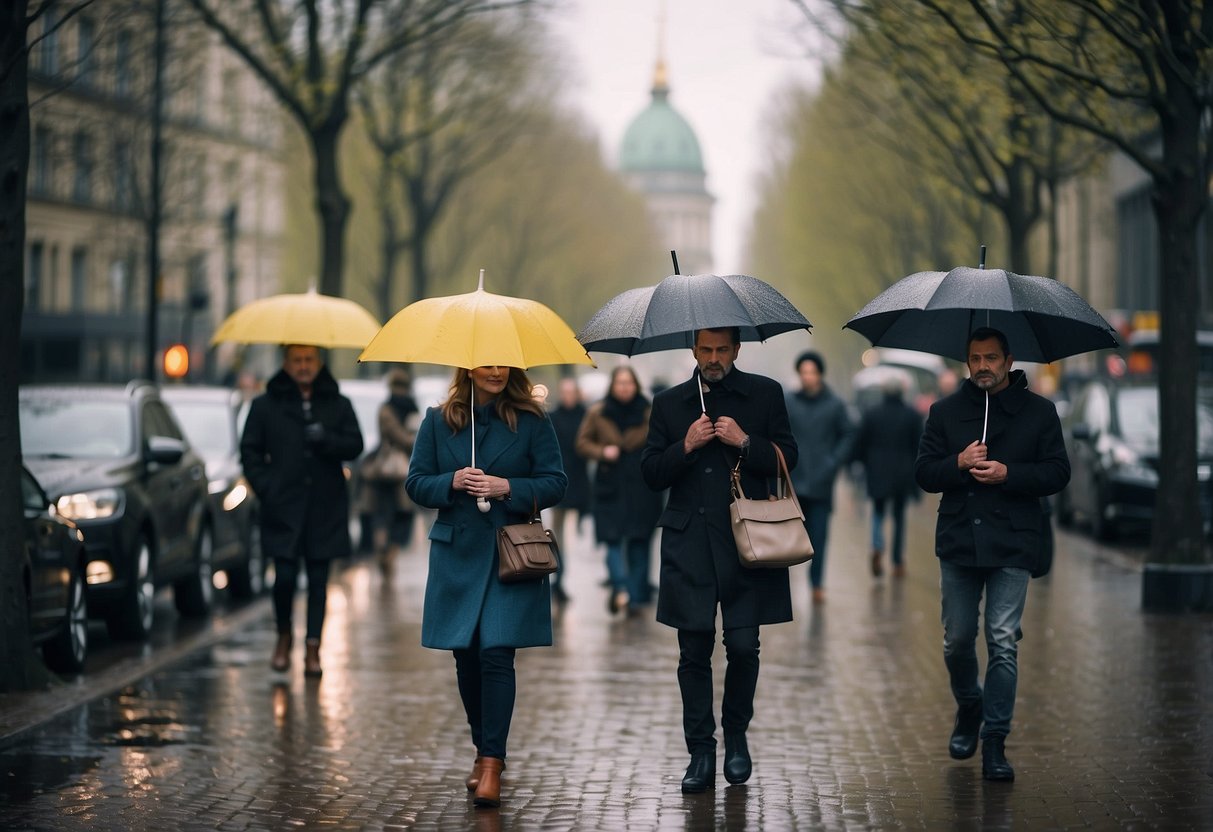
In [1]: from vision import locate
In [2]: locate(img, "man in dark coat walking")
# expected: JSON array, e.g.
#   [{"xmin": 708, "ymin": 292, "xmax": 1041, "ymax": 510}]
[
  {"xmin": 642, "ymin": 327, "xmax": 798, "ymax": 793},
  {"xmin": 915, "ymin": 328, "xmax": 1069, "ymax": 782},
  {"xmin": 547, "ymin": 378, "xmax": 590, "ymax": 604},
  {"xmin": 241, "ymin": 345, "xmax": 363, "ymax": 677}
]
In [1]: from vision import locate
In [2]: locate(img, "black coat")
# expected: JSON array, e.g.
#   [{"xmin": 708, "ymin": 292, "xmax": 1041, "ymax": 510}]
[
  {"xmin": 915, "ymin": 370, "xmax": 1069, "ymax": 573},
  {"xmin": 853, "ymin": 393, "xmax": 923, "ymax": 501},
  {"xmin": 240, "ymin": 366, "xmax": 364, "ymax": 561},
  {"xmin": 549, "ymin": 403, "xmax": 590, "ymax": 511},
  {"xmin": 642, "ymin": 366, "xmax": 798, "ymax": 631},
  {"xmin": 576, "ymin": 401, "xmax": 662, "ymax": 543}
]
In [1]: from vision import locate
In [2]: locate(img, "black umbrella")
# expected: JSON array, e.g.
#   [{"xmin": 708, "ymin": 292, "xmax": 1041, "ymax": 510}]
[
  {"xmin": 844, "ymin": 266, "xmax": 1118, "ymax": 364},
  {"xmin": 845, "ymin": 260, "xmax": 1118, "ymax": 441},
  {"xmin": 578, "ymin": 272, "xmax": 812, "ymax": 357}
]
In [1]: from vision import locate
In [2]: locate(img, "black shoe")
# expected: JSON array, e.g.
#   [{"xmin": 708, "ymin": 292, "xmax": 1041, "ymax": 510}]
[
  {"xmin": 723, "ymin": 734, "xmax": 751, "ymax": 785},
  {"xmin": 949, "ymin": 699, "xmax": 983, "ymax": 760},
  {"xmin": 681, "ymin": 752, "xmax": 716, "ymax": 793},
  {"xmin": 981, "ymin": 735, "xmax": 1015, "ymax": 781}
]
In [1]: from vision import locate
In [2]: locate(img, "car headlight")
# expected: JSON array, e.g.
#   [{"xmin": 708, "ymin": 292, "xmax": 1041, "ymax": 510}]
[{"xmin": 57, "ymin": 488, "xmax": 123, "ymax": 520}]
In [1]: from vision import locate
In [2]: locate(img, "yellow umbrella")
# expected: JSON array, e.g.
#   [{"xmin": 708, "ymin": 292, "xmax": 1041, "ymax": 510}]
[
  {"xmin": 359, "ymin": 270, "xmax": 594, "ymax": 369},
  {"xmin": 210, "ymin": 289, "xmax": 380, "ymax": 349}
]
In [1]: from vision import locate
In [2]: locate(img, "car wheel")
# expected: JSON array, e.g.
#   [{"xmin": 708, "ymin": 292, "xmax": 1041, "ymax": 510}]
[
  {"xmin": 107, "ymin": 536, "xmax": 155, "ymax": 640},
  {"xmin": 44, "ymin": 564, "xmax": 88, "ymax": 673},
  {"xmin": 229, "ymin": 519, "xmax": 264, "ymax": 599},
  {"xmin": 174, "ymin": 523, "xmax": 214, "ymax": 617}
]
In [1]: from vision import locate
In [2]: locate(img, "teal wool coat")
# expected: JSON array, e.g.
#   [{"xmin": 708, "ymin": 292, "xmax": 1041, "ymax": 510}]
[{"xmin": 406, "ymin": 406, "xmax": 567, "ymax": 650}]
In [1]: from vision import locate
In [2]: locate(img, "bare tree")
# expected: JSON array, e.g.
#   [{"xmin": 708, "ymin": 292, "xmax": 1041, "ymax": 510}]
[
  {"xmin": 913, "ymin": 0, "xmax": 1211, "ymax": 591},
  {"xmin": 356, "ymin": 15, "xmax": 543, "ymax": 319},
  {"xmin": 182, "ymin": 0, "xmax": 534, "ymax": 299}
]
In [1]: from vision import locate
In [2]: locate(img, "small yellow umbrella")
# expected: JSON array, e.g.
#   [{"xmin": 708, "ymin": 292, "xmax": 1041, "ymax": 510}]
[
  {"xmin": 359, "ymin": 270, "xmax": 594, "ymax": 369},
  {"xmin": 211, "ymin": 289, "xmax": 380, "ymax": 349},
  {"xmin": 360, "ymin": 269, "xmax": 593, "ymax": 512}
]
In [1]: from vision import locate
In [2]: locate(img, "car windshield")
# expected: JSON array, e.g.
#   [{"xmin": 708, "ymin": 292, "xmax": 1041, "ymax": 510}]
[
  {"xmin": 20, "ymin": 398, "xmax": 133, "ymax": 458},
  {"xmin": 1116, "ymin": 387, "xmax": 1213, "ymax": 454},
  {"xmin": 170, "ymin": 401, "xmax": 234, "ymax": 456}
]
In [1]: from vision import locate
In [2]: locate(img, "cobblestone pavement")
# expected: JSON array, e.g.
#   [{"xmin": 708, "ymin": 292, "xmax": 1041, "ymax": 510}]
[{"xmin": 1, "ymin": 487, "xmax": 1211, "ymax": 830}]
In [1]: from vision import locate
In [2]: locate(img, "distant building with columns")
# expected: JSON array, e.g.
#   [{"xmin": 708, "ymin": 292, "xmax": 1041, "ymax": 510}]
[{"xmin": 619, "ymin": 54, "xmax": 714, "ymax": 275}]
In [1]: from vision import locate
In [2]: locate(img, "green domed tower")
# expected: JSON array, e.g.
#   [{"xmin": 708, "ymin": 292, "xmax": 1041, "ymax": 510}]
[{"xmin": 619, "ymin": 54, "xmax": 714, "ymax": 274}]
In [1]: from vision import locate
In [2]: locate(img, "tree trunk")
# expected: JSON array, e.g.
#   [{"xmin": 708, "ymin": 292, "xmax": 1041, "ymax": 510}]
[
  {"xmin": 0, "ymin": 0, "xmax": 52, "ymax": 692},
  {"xmin": 1149, "ymin": 107, "xmax": 1206, "ymax": 566},
  {"xmin": 378, "ymin": 202, "xmax": 398, "ymax": 323},
  {"xmin": 313, "ymin": 120, "xmax": 351, "ymax": 298}
]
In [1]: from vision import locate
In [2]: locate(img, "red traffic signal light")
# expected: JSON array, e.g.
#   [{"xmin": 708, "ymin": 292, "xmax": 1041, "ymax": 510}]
[{"xmin": 163, "ymin": 344, "xmax": 189, "ymax": 378}]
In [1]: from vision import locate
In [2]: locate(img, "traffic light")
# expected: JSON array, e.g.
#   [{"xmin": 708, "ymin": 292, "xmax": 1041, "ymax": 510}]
[{"xmin": 163, "ymin": 343, "xmax": 189, "ymax": 379}]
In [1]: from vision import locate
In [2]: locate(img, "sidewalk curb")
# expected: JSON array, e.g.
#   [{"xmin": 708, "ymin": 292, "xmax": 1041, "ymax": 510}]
[{"xmin": 0, "ymin": 597, "xmax": 272, "ymax": 749}]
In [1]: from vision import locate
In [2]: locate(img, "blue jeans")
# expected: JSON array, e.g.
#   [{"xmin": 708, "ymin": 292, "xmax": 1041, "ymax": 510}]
[
  {"xmin": 939, "ymin": 561, "xmax": 1030, "ymax": 738},
  {"xmin": 871, "ymin": 495, "xmax": 907, "ymax": 565},
  {"xmin": 605, "ymin": 537, "xmax": 653, "ymax": 604},
  {"xmin": 800, "ymin": 497, "xmax": 831, "ymax": 590}
]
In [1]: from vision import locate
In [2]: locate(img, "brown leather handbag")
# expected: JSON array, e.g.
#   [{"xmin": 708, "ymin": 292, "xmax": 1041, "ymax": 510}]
[
  {"xmin": 497, "ymin": 501, "xmax": 560, "ymax": 583},
  {"xmin": 730, "ymin": 444, "xmax": 815, "ymax": 569}
]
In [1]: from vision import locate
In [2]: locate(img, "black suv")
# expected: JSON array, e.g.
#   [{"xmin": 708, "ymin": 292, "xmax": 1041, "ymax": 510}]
[{"xmin": 20, "ymin": 382, "xmax": 214, "ymax": 639}]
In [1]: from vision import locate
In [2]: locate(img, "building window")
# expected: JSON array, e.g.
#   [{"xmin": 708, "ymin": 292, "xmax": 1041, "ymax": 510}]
[
  {"xmin": 223, "ymin": 68, "xmax": 240, "ymax": 134},
  {"xmin": 1116, "ymin": 187, "xmax": 1158, "ymax": 313},
  {"xmin": 114, "ymin": 30, "xmax": 132, "ymax": 99},
  {"xmin": 114, "ymin": 141, "xmax": 133, "ymax": 212},
  {"xmin": 70, "ymin": 246, "xmax": 88, "ymax": 311},
  {"xmin": 76, "ymin": 15, "xmax": 95, "ymax": 87},
  {"xmin": 34, "ymin": 11, "xmax": 60, "ymax": 75},
  {"xmin": 31, "ymin": 126, "xmax": 51, "ymax": 197},
  {"xmin": 26, "ymin": 242, "xmax": 44, "ymax": 312},
  {"xmin": 72, "ymin": 131, "xmax": 92, "ymax": 203}
]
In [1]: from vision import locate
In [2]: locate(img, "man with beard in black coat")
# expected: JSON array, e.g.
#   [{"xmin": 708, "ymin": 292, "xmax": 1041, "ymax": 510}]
[
  {"xmin": 642, "ymin": 327, "xmax": 798, "ymax": 793},
  {"xmin": 241, "ymin": 345, "xmax": 363, "ymax": 677},
  {"xmin": 915, "ymin": 328, "xmax": 1069, "ymax": 782}
]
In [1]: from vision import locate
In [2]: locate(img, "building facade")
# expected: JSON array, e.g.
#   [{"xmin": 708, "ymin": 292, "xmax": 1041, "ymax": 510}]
[
  {"xmin": 618, "ymin": 55, "xmax": 714, "ymax": 276},
  {"xmin": 22, "ymin": 2, "xmax": 286, "ymax": 383}
]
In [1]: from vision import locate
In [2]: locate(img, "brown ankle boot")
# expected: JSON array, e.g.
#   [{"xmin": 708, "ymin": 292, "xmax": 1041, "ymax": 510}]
[
  {"xmin": 465, "ymin": 756, "xmax": 482, "ymax": 791},
  {"xmin": 271, "ymin": 633, "xmax": 292, "ymax": 672},
  {"xmin": 303, "ymin": 639, "xmax": 322, "ymax": 678},
  {"xmin": 472, "ymin": 757, "xmax": 504, "ymax": 807}
]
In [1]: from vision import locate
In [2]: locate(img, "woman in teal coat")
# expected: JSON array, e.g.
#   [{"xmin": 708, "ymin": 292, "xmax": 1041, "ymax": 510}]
[{"xmin": 405, "ymin": 365, "xmax": 566, "ymax": 808}]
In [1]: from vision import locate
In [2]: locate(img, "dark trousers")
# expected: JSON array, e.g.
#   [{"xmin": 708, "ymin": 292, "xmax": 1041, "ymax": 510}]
[
  {"xmin": 273, "ymin": 557, "xmax": 331, "ymax": 641},
  {"xmin": 677, "ymin": 627, "xmax": 760, "ymax": 754},
  {"xmin": 453, "ymin": 628, "xmax": 517, "ymax": 760},
  {"xmin": 800, "ymin": 497, "xmax": 832, "ymax": 589}
]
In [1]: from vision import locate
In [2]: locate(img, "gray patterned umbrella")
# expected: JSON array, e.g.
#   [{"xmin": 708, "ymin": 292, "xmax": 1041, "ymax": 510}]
[{"xmin": 578, "ymin": 273, "xmax": 812, "ymax": 357}]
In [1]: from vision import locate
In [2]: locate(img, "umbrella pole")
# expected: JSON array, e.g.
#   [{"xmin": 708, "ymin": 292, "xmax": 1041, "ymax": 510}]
[
  {"xmin": 697, "ymin": 368, "xmax": 706, "ymax": 414},
  {"xmin": 981, "ymin": 391, "xmax": 989, "ymax": 445},
  {"xmin": 471, "ymin": 375, "xmax": 490, "ymax": 513}
]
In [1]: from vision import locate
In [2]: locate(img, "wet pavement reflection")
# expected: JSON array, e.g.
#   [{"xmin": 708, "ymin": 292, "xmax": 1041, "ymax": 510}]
[{"xmin": 1, "ymin": 488, "xmax": 1211, "ymax": 829}]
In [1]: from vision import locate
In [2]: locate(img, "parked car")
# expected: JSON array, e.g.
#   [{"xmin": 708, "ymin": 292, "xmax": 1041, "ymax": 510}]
[
  {"xmin": 20, "ymin": 382, "xmax": 213, "ymax": 639},
  {"xmin": 22, "ymin": 464, "xmax": 89, "ymax": 673},
  {"xmin": 162, "ymin": 386, "xmax": 263, "ymax": 598},
  {"xmin": 1057, "ymin": 377, "xmax": 1213, "ymax": 540}
]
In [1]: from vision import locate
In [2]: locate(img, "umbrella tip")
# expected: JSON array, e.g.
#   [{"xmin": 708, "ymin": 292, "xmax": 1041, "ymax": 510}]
[
  {"xmin": 670, "ymin": 250, "xmax": 681, "ymax": 275},
  {"xmin": 478, "ymin": 269, "xmax": 485, "ymax": 291},
  {"xmin": 979, "ymin": 245, "xmax": 986, "ymax": 269}
]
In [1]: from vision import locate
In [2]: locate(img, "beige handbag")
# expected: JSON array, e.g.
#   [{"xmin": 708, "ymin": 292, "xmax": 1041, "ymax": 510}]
[
  {"xmin": 497, "ymin": 500, "xmax": 560, "ymax": 583},
  {"xmin": 730, "ymin": 444, "xmax": 814, "ymax": 568}
]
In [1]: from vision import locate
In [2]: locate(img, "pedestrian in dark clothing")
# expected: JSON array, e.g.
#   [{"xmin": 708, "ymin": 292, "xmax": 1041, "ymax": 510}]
[
  {"xmin": 365, "ymin": 367, "xmax": 419, "ymax": 578},
  {"xmin": 547, "ymin": 377, "xmax": 590, "ymax": 604},
  {"xmin": 405, "ymin": 365, "xmax": 566, "ymax": 808},
  {"xmin": 241, "ymin": 345, "xmax": 364, "ymax": 677},
  {"xmin": 915, "ymin": 327, "xmax": 1070, "ymax": 782},
  {"xmin": 642, "ymin": 327, "xmax": 798, "ymax": 793},
  {"xmin": 576, "ymin": 366, "xmax": 662, "ymax": 616},
  {"xmin": 852, "ymin": 375, "xmax": 923, "ymax": 578},
  {"xmin": 784, "ymin": 351, "xmax": 855, "ymax": 604}
]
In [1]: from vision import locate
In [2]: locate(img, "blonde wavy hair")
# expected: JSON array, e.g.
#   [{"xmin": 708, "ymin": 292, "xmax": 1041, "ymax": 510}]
[{"xmin": 440, "ymin": 367, "xmax": 545, "ymax": 433}]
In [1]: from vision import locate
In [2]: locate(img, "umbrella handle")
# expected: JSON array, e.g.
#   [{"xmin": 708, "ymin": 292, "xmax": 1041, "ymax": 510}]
[
  {"xmin": 981, "ymin": 391, "xmax": 988, "ymax": 445},
  {"xmin": 470, "ymin": 375, "xmax": 490, "ymax": 513},
  {"xmin": 697, "ymin": 368, "xmax": 706, "ymax": 415}
]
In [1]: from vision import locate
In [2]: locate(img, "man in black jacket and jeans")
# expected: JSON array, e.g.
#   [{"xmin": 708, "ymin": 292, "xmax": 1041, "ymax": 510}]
[{"xmin": 915, "ymin": 328, "xmax": 1069, "ymax": 781}]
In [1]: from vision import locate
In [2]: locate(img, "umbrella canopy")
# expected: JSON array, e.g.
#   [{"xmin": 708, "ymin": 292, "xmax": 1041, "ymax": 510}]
[
  {"xmin": 844, "ymin": 266, "xmax": 1119, "ymax": 364},
  {"xmin": 211, "ymin": 289, "xmax": 381, "ymax": 349},
  {"xmin": 578, "ymin": 273, "xmax": 812, "ymax": 356},
  {"xmin": 359, "ymin": 270, "xmax": 594, "ymax": 370}
]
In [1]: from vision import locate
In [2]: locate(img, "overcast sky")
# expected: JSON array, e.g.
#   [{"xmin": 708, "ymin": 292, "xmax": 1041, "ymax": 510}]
[{"xmin": 546, "ymin": 0, "xmax": 820, "ymax": 276}]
